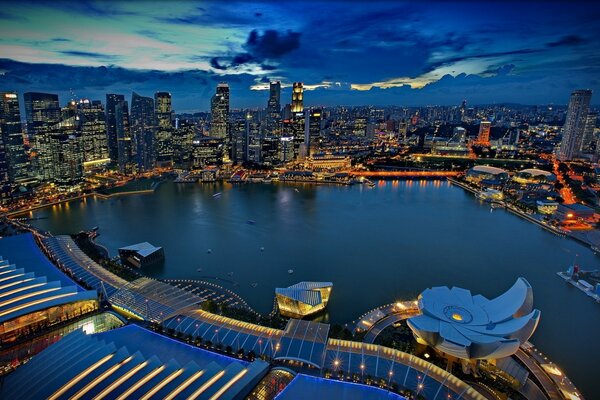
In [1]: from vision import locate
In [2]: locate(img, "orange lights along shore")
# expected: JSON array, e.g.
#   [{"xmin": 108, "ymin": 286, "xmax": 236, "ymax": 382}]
[{"xmin": 350, "ymin": 171, "xmax": 460, "ymax": 178}]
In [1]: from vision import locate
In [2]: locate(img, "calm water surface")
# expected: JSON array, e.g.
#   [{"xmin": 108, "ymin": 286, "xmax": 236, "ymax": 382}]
[{"xmin": 31, "ymin": 180, "xmax": 600, "ymax": 397}]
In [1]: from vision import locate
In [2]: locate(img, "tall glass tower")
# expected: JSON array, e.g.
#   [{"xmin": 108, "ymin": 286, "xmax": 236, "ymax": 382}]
[{"xmin": 558, "ymin": 89, "xmax": 592, "ymax": 161}]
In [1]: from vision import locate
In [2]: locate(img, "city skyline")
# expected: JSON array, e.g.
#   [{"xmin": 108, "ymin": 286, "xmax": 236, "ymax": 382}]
[{"xmin": 1, "ymin": 1, "xmax": 599, "ymax": 111}]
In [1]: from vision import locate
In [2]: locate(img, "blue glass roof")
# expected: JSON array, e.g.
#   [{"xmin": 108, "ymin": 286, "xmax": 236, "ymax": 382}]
[
  {"xmin": 0, "ymin": 233, "xmax": 83, "ymax": 290},
  {"xmin": 275, "ymin": 375, "xmax": 405, "ymax": 400}
]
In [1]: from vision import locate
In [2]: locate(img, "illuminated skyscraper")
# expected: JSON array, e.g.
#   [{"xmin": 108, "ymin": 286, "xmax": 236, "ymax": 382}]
[
  {"xmin": 154, "ymin": 92, "xmax": 173, "ymax": 166},
  {"xmin": 130, "ymin": 92, "xmax": 155, "ymax": 171},
  {"xmin": 115, "ymin": 100, "xmax": 132, "ymax": 173},
  {"xmin": 105, "ymin": 94, "xmax": 125, "ymax": 162},
  {"xmin": 23, "ymin": 92, "xmax": 60, "ymax": 136},
  {"xmin": 306, "ymin": 108, "xmax": 322, "ymax": 156},
  {"xmin": 291, "ymin": 82, "xmax": 303, "ymax": 113},
  {"xmin": 558, "ymin": 89, "xmax": 592, "ymax": 161},
  {"xmin": 266, "ymin": 81, "xmax": 281, "ymax": 135},
  {"xmin": 24, "ymin": 92, "xmax": 61, "ymax": 180},
  {"xmin": 0, "ymin": 92, "xmax": 29, "ymax": 183},
  {"xmin": 211, "ymin": 83, "xmax": 230, "ymax": 158},
  {"xmin": 477, "ymin": 121, "xmax": 491, "ymax": 146},
  {"xmin": 77, "ymin": 99, "xmax": 109, "ymax": 167}
]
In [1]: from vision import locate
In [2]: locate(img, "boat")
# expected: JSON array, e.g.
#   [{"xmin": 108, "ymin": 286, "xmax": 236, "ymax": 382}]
[
  {"xmin": 212, "ymin": 192, "xmax": 222, "ymax": 198},
  {"xmin": 197, "ymin": 267, "xmax": 203, "ymax": 272},
  {"xmin": 247, "ymin": 220, "xmax": 256, "ymax": 225},
  {"xmin": 251, "ymin": 282, "xmax": 258, "ymax": 288},
  {"xmin": 294, "ymin": 188, "xmax": 300, "ymax": 193},
  {"xmin": 207, "ymin": 249, "xmax": 212, "ymax": 254},
  {"xmin": 288, "ymin": 269, "xmax": 294, "ymax": 274},
  {"xmin": 260, "ymin": 247, "xmax": 265, "ymax": 251},
  {"xmin": 227, "ymin": 272, "xmax": 234, "ymax": 277}
]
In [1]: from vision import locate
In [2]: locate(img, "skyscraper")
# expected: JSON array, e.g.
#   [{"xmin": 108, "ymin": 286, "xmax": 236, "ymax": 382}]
[
  {"xmin": 306, "ymin": 108, "xmax": 323, "ymax": 156},
  {"xmin": 266, "ymin": 81, "xmax": 281, "ymax": 135},
  {"xmin": 210, "ymin": 83, "xmax": 230, "ymax": 158},
  {"xmin": 154, "ymin": 92, "xmax": 173, "ymax": 166},
  {"xmin": 106, "ymin": 94, "xmax": 125, "ymax": 162},
  {"xmin": 130, "ymin": 92, "xmax": 155, "ymax": 171},
  {"xmin": 581, "ymin": 112, "xmax": 597, "ymax": 154},
  {"xmin": 558, "ymin": 89, "xmax": 593, "ymax": 161},
  {"xmin": 23, "ymin": 92, "xmax": 60, "ymax": 136},
  {"xmin": 24, "ymin": 92, "xmax": 61, "ymax": 180},
  {"xmin": 291, "ymin": 82, "xmax": 303, "ymax": 113},
  {"xmin": 77, "ymin": 99, "xmax": 109, "ymax": 166},
  {"xmin": 115, "ymin": 100, "xmax": 132, "ymax": 173},
  {"xmin": 477, "ymin": 121, "xmax": 491, "ymax": 146},
  {"xmin": 0, "ymin": 92, "xmax": 29, "ymax": 183}
]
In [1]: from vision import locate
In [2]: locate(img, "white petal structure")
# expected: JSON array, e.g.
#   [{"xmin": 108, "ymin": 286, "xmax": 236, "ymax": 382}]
[{"xmin": 407, "ymin": 278, "xmax": 540, "ymax": 360}]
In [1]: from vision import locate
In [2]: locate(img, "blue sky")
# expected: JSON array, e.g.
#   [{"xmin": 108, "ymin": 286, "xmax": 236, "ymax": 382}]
[{"xmin": 0, "ymin": 1, "xmax": 599, "ymax": 112}]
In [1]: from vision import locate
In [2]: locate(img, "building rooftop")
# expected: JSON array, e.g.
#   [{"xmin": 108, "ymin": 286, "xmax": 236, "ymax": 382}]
[
  {"xmin": 275, "ymin": 374, "xmax": 405, "ymax": 400},
  {"xmin": 2, "ymin": 325, "xmax": 269, "ymax": 400},
  {"xmin": 119, "ymin": 242, "xmax": 162, "ymax": 257},
  {"xmin": 470, "ymin": 165, "xmax": 507, "ymax": 175}
]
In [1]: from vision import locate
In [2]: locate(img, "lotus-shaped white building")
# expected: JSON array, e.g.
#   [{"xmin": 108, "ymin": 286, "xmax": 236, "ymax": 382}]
[{"xmin": 407, "ymin": 278, "xmax": 540, "ymax": 360}]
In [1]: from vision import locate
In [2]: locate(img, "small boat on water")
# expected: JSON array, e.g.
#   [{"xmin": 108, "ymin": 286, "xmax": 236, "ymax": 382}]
[
  {"xmin": 227, "ymin": 272, "xmax": 234, "ymax": 277},
  {"xmin": 260, "ymin": 246, "xmax": 265, "ymax": 251},
  {"xmin": 251, "ymin": 282, "xmax": 258, "ymax": 288},
  {"xmin": 294, "ymin": 188, "xmax": 300, "ymax": 193},
  {"xmin": 212, "ymin": 192, "xmax": 222, "ymax": 198},
  {"xmin": 288, "ymin": 269, "xmax": 294, "ymax": 274},
  {"xmin": 207, "ymin": 249, "xmax": 212, "ymax": 254},
  {"xmin": 197, "ymin": 267, "xmax": 203, "ymax": 272},
  {"xmin": 247, "ymin": 220, "xmax": 256, "ymax": 225}
]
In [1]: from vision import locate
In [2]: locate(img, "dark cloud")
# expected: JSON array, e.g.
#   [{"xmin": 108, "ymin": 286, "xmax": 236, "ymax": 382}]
[
  {"xmin": 59, "ymin": 50, "xmax": 119, "ymax": 60},
  {"xmin": 244, "ymin": 29, "xmax": 301, "ymax": 59},
  {"xmin": 546, "ymin": 35, "xmax": 587, "ymax": 48},
  {"xmin": 209, "ymin": 29, "xmax": 300, "ymax": 71},
  {"xmin": 426, "ymin": 49, "xmax": 539, "ymax": 72},
  {"xmin": 482, "ymin": 64, "xmax": 516, "ymax": 76}
]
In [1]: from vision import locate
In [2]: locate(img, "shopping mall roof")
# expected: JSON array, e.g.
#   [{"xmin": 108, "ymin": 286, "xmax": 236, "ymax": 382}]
[
  {"xmin": 1, "ymin": 325, "xmax": 269, "ymax": 400},
  {"xmin": 0, "ymin": 234, "xmax": 97, "ymax": 324},
  {"xmin": 0, "ymin": 233, "xmax": 82, "ymax": 289},
  {"xmin": 275, "ymin": 374, "xmax": 405, "ymax": 400}
]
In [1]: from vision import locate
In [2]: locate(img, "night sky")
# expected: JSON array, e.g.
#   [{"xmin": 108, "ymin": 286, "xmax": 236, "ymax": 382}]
[{"xmin": 0, "ymin": 1, "xmax": 599, "ymax": 111}]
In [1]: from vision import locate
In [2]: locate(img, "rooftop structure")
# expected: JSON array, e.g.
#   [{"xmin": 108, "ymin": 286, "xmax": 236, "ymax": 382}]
[
  {"xmin": 118, "ymin": 242, "xmax": 164, "ymax": 268},
  {"xmin": 465, "ymin": 165, "xmax": 509, "ymax": 184},
  {"xmin": 0, "ymin": 234, "xmax": 98, "ymax": 344},
  {"xmin": 275, "ymin": 281, "xmax": 333, "ymax": 318},
  {"xmin": 513, "ymin": 168, "xmax": 557, "ymax": 184},
  {"xmin": 407, "ymin": 278, "xmax": 540, "ymax": 360},
  {"xmin": 1, "ymin": 324, "xmax": 269, "ymax": 399}
]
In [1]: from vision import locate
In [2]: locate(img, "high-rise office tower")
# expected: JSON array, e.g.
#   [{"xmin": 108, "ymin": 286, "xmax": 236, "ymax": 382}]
[
  {"xmin": 131, "ymin": 92, "xmax": 155, "ymax": 171},
  {"xmin": 581, "ymin": 112, "xmax": 597, "ymax": 154},
  {"xmin": 77, "ymin": 99, "xmax": 109, "ymax": 166},
  {"xmin": 24, "ymin": 92, "xmax": 61, "ymax": 180},
  {"xmin": 23, "ymin": 92, "xmax": 61, "ymax": 136},
  {"xmin": 115, "ymin": 100, "xmax": 132, "ymax": 173},
  {"xmin": 106, "ymin": 94, "xmax": 126, "ymax": 162},
  {"xmin": 266, "ymin": 81, "xmax": 281, "ymax": 135},
  {"xmin": 154, "ymin": 92, "xmax": 173, "ymax": 166},
  {"xmin": 172, "ymin": 119, "xmax": 195, "ymax": 169},
  {"xmin": 305, "ymin": 108, "xmax": 322, "ymax": 156},
  {"xmin": 558, "ymin": 89, "xmax": 593, "ymax": 161},
  {"xmin": 231, "ymin": 118, "xmax": 247, "ymax": 164},
  {"xmin": 291, "ymin": 82, "xmax": 303, "ymax": 113},
  {"xmin": 0, "ymin": 92, "xmax": 29, "ymax": 183},
  {"xmin": 477, "ymin": 121, "xmax": 491, "ymax": 146},
  {"xmin": 210, "ymin": 83, "xmax": 230, "ymax": 139},
  {"xmin": 210, "ymin": 83, "xmax": 230, "ymax": 158}
]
